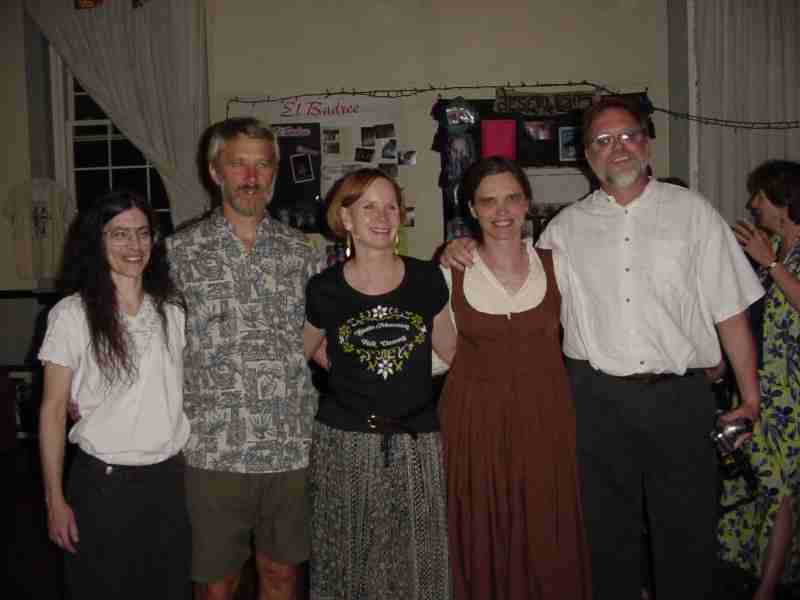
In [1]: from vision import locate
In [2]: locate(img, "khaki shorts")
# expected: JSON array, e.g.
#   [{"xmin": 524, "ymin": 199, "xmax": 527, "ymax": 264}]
[{"xmin": 185, "ymin": 466, "xmax": 310, "ymax": 583}]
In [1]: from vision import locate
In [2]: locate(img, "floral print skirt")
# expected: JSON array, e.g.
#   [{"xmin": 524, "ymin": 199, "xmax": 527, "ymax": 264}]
[{"xmin": 308, "ymin": 422, "xmax": 451, "ymax": 600}]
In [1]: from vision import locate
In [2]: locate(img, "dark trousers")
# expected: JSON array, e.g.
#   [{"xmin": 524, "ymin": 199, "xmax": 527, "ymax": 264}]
[
  {"xmin": 64, "ymin": 449, "xmax": 191, "ymax": 600},
  {"xmin": 566, "ymin": 360, "xmax": 718, "ymax": 600}
]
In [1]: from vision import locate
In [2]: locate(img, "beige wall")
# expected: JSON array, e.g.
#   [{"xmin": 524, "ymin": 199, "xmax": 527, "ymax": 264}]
[
  {"xmin": 207, "ymin": 0, "xmax": 671, "ymax": 259},
  {"xmin": 1, "ymin": 0, "xmax": 34, "ymax": 289},
  {"xmin": 0, "ymin": 0, "xmax": 41, "ymax": 365},
  {"xmin": 0, "ymin": 0, "xmax": 672, "ymax": 361}
]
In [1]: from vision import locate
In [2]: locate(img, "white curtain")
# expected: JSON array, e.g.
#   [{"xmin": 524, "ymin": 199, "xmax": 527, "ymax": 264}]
[
  {"xmin": 695, "ymin": 0, "xmax": 800, "ymax": 224},
  {"xmin": 24, "ymin": 0, "xmax": 210, "ymax": 228}
]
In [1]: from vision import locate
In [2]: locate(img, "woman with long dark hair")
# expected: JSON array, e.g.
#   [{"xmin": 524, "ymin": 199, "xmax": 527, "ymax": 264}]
[{"xmin": 38, "ymin": 190, "xmax": 191, "ymax": 600}]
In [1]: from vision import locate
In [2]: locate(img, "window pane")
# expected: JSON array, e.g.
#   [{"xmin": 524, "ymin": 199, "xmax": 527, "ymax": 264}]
[
  {"xmin": 74, "ymin": 124, "xmax": 109, "ymax": 139},
  {"xmin": 74, "ymin": 94, "xmax": 107, "ymax": 121},
  {"xmin": 74, "ymin": 140, "xmax": 109, "ymax": 168},
  {"xmin": 150, "ymin": 169, "xmax": 170, "ymax": 209},
  {"xmin": 112, "ymin": 167, "xmax": 148, "ymax": 199},
  {"xmin": 75, "ymin": 170, "xmax": 111, "ymax": 212},
  {"xmin": 111, "ymin": 138, "xmax": 146, "ymax": 166}
]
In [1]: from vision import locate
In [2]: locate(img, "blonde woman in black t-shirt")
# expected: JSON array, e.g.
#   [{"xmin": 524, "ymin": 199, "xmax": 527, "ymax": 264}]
[{"xmin": 303, "ymin": 168, "xmax": 457, "ymax": 600}]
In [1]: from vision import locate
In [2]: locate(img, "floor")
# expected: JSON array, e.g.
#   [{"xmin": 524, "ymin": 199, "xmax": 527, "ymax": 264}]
[
  {"xmin": 4, "ymin": 441, "xmax": 289, "ymax": 600},
  {"xmin": 6, "ymin": 440, "xmax": 798, "ymax": 600}
]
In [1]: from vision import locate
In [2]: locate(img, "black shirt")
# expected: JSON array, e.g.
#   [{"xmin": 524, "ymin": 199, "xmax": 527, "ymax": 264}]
[{"xmin": 306, "ymin": 256, "xmax": 448, "ymax": 432}]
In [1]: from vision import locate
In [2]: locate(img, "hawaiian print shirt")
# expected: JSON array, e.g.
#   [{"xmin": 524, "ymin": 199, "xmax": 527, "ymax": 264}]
[{"xmin": 166, "ymin": 208, "xmax": 324, "ymax": 473}]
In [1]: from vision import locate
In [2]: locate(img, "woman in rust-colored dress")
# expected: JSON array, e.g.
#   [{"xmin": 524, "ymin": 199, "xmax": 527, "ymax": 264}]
[{"xmin": 439, "ymin": 156, "xmax": 590, "ymax": 599}]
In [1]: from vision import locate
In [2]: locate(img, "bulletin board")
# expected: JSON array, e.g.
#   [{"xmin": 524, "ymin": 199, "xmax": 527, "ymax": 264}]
[{"xmin": 228, "ymin": 95, "xmax": 416, "ymax": 238}]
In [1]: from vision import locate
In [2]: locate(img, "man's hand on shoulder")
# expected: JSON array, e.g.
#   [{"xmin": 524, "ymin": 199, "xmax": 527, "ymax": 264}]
[{"xmin": 438, "ymin": 237, "xmax": 478, "ymax": 271}]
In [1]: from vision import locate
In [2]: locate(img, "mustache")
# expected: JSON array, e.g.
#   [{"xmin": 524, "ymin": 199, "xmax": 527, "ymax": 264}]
[{"xmin": 236, "ymin": 184, "xmax": 264, "ymax": 193}]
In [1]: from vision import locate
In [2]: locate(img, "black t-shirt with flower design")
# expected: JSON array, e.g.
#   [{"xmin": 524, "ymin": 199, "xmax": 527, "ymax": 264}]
[{"xmin": 306, "ymin": 256, "xmax": 448, "ymax": 432}]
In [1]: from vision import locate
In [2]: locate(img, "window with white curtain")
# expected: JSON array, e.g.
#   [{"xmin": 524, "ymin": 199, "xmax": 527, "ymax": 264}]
[{"xmin": 50, "ymin": 50, "xmax": 174, "ymax": 235}]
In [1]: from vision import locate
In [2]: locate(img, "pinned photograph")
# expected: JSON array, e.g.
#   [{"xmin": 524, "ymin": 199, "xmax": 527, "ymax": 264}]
[
  {"xmin": 374, "ymin": 123, "xmax": 396, "ymax": 139},
  {"xmin": 323, "ymin": 128, "xmax": 340, "ymax": 142},
  {"xmin": 324, "ymin": 142, "xmax": 340, "ymax": 154},
  {"xmin": 558, "ymin": 127, "xmax": 580, "ymax": 162},
  {"xmin": 290, "ymin": 153, "xmax": 315, "ymax": 183},
  {"xmin": 355, "ymin": 147, "xmax": 375, "ymax": 163},
  {"xmin": 381, "ymin": 139, "xmax": 398, "ymax": 160},
  {"xmin": 398, "ymin": 150, "xmax": 417, "ymax": 166},
  {"xmin": 361, "ymin": 126, "xmax": 376, "ymax": 147},
  {"xmin": 525, "ymin": 121, "xmax": 552, "ymax": 141},
  {"xmin": 404, "ymin": 206, "xmax": 415, "ymax": 227}
]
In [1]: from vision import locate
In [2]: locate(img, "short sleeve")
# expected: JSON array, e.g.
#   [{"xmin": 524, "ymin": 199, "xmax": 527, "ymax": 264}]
[
  {"xmin": 38, "ymin": 298, "xmax": 85, "ymax": 370},
  {"xmin": 164, "ymin": 236, "xmax": 181, "ymax": 286},
  {"xmin": 170, "ymin": 303, "xmax": 187, "ymax": 352},
  {"xmin": 306, "ymin": 240, "xmax": 326, "ymax": 284},
  {"xmin": 305, "ymin": 272, "xmax": 326, "ymax": 330},
  {"xmin": 550, "ymin": 247, "xmax": 569, "ymax": 298},
  {"xmin": 535, "ymin": 215, "xmax": 560, "ymax": 251},
  {"xmin": 427, "ymin": 261, "xmax": 449, "ymax": 316},
  {"xmin": 696, "ymin": 203, "xmax": 764, "ymax": 322}
]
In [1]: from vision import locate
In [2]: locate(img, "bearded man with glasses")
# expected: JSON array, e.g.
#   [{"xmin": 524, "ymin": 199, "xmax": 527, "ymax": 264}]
[
  {"xmin": 542, "ymin": 97, "xmax": 764, "ymax": 600},
  {"xmin": 441, "ymin": 97, "xmax": 763, "ymax": 599}
]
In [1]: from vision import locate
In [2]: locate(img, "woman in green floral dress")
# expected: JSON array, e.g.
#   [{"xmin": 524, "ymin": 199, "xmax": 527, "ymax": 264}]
[{"xmin": 722, "ymin": 160, "xmax": 800, "ymax": 599}]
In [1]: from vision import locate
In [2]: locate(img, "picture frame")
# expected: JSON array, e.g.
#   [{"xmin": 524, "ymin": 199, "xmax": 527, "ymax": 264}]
[
  {"xmin": 290, "ymin": 153, "xmax": 314, "ymax": 183},
  {"xmin": 558, "ymin": 126, "xmax": 580, "ymax": 162},
  {"xmin": 354, "ymin": 147, "xmax": 375, "ymax": 163}
]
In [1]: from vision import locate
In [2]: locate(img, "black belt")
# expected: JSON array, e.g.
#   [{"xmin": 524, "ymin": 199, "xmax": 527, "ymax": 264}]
[
  {"xmin": 332, "ymin": 401, "xmax": 434, "ymax": 466},
  {"xmin": 75, "ymin": 448, "xmax": 184, "ymax": 477},
  {"xmin": 366, "ymin": 413, "xmax": 419, "ymax": 438},
  {"xmin": 601, "ymin": 371, "xmax": 696, "ymax": 385}
]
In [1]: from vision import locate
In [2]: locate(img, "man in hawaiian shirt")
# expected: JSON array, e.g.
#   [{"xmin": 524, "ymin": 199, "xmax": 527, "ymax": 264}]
[{"xmin": 167, "ymin": 117, "xmax": 324, "ymax": 600}]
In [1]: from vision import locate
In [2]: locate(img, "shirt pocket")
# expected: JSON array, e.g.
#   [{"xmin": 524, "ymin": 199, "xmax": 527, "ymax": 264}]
[{"xmin": 649, "ymin": 239, "xmax": 693, "ymax": 296}]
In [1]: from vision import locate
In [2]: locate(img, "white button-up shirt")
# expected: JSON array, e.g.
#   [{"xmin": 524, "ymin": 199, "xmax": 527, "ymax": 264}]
[{"xmin": 537, "ymin": 179, "xmax": 764, "ymax": 376}]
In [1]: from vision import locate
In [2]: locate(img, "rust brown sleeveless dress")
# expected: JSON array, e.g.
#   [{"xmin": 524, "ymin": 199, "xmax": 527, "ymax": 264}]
[{"xmin": 439, "ymin": 249, "xmax": 591, "ymax": 600}]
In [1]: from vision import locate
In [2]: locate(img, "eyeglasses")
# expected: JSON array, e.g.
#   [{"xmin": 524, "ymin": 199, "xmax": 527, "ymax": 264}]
[
  {"xmin": 104, "ymin": 227, "xmax": 153, "ymax": 246},
  {"xmin": 589, "ymin": 128, "xmax": 646, "ymax": 150}
]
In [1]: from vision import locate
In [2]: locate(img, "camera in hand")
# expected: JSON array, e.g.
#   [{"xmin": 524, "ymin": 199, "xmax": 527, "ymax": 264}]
[{"xmin": 710, "ymin": 414, "xmax": 754, "ymax": 482}]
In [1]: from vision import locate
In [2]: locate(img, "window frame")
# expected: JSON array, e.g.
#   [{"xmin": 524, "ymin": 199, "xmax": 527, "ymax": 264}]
[{"xmin": 49, "ymin": 48, "xmax": 171, "ymax": 230}]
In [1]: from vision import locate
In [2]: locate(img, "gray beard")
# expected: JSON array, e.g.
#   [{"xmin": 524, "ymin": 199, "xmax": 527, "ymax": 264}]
[
  {"xmin": 607, "ymin": 169, "xmax": 642, "ymax": 188},
  {"xmin": 601, "ymin": 158, "xmax": 648, "ymax": 189},
  {"xmin": 222, "ymin": 184, "xmax": 274, "ymax": 217}
]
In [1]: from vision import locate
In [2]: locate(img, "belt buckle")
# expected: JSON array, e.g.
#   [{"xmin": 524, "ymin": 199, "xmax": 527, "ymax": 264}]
[{"xmin": 367, "ymin": 414, "xmax": 378, "ymax": 431}]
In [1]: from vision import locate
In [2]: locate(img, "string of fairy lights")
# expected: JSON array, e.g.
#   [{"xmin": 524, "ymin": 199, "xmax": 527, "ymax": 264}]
[{"xmin": 226, "ymin": 80, "xmax": 800, "ymax": 131}]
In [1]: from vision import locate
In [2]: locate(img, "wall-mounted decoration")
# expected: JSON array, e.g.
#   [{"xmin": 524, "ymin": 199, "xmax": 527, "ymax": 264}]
[
  {"xmin": 228, "ymin": 95, "xmax": 412, "ymax": 236},
  {"xmin": 557, "ymin": 127, "xmax": 581, "ymax": 162},
  {"xmin": 271, "ymin": 123, "xmax": 322, "ymax": 232},
  {"xmin": 481, "ymin": 120, "xmax": 516, "ymax": 160},
  {"xmin": 494, "ymin": 88, "xmax": 595, "ymax": 117},
  {"xmin": 432, "ymin": 91, "xmax": 654, "ymax": 242}
]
